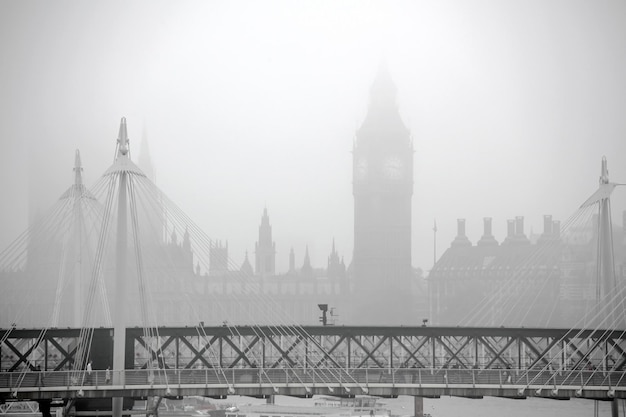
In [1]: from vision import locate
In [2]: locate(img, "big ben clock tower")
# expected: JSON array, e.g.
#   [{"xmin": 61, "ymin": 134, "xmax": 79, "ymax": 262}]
[{"xmin": 352, "ymin": 63, "xmax": 414, "ymax": 325}]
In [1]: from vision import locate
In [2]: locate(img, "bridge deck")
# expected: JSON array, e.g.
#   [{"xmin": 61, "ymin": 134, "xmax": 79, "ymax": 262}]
[{"xmin": 1, "ymin": 368, "xmax": 625, "ymax": 401}]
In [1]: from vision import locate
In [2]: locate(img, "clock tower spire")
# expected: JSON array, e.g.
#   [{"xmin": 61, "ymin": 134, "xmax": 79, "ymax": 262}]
[{"xmin": 352, "ymin": 63, "xmax": 414, "ymax": 325}]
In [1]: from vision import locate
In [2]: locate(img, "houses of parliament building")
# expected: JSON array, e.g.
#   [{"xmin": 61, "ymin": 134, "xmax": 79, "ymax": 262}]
[
  {"xmin": 0, "ymin": 64, "xmax": 423, "ymax": 329},
  {"xmin": 4, "ymin": 63, "xmax": 619, "ymax": 331},
  {"xmin": 187, "ymin": 64, "xmax": 424, "ymax": 326}
]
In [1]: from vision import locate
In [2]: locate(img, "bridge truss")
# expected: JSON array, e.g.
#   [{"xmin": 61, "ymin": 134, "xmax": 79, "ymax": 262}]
[{"xmin": 2, "ymin": 326, "xmax": 626, "ymax": 402}]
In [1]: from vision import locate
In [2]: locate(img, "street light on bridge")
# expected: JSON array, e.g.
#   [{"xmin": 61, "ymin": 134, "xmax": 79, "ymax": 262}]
[{"xmin": 318, "ymin": 304, "xmax": 328, "ymax": 326}]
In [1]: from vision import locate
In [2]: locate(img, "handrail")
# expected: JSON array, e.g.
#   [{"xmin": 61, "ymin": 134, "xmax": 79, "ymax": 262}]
[{"xmin": 1, "ymin": 367, "xmax": 625, "ymax": 391}]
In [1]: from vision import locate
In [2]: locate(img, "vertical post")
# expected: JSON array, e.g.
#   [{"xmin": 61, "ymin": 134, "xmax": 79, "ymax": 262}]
[
  {"xmin": 433, "ymin": 220, "xmax": 437, "ymax": 267},
  {"xmin": 474, "ymin": 337, "xmax": 478, "ymax": 368},
  {"xmin": 262, "ymin": 339, "xmax": 266, "ymax": 369},
  {"xmin": 598, "ymin": 157, "xmax": 615, "ymax": 324},
  {"xmin": 347, "ymin": 337, "xmax": 351, "ymax": 369},
  {"xmin": 431, "ymin": 337, "xmax": 436, "ymax": 369},
  {"xmin": 112, "ymin": 171, "xmax": 127, "ymax": 417},
  {"xmin": 73, "ymin": 150, "xmax": 84, "ymax": 328},
  {"xmin": 414, "ymin": 396, "xmax": 424, "ymax": 417},
  {"xmin": 430, "ymin": 220, "xmax": 437, "ymax": 325},
  {"xmin": 175, "ymin": 337, "xmax": 179, "ymax": 370}
]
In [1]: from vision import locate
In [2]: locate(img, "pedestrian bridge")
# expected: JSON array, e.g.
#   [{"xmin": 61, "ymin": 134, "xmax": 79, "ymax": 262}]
[
  {"xmin": 2, "ymin": 366, "xmax": 625, "ymax": 402},
  {"xmin": 2, "ymin": 325, "xmax": 626, "ymax": 403}
]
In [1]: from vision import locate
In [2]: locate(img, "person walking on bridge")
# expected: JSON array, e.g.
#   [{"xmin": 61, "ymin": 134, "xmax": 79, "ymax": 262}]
[{"xmin": 86, "ymin": 360, "xmax": 93, "ymax": 384}]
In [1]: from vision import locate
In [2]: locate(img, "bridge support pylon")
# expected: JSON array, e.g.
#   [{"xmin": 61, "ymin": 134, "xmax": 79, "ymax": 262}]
[
  {"xmin": 413, "ymin": 396, "xmax": 424, "ymax": 417},
  {"xmin": 612, "ymin": 398, "xmax": 621, "ymax": 417},
  {"xmin": 112, "ymin": 118, "xmax": 130, "ymax": 417}
]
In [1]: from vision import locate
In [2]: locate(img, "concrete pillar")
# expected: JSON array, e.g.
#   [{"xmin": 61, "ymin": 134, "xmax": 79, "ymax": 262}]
[{"xmin": 414, "ymin": 396, "xmax": 424, "ymax": 417}]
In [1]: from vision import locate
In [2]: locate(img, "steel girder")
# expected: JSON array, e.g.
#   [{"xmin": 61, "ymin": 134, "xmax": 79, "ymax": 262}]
[
  {"xmin": 126, "ymin": 326, "xmax": 626, "ymax": 373},
  {"xmin": 3, "ymin": 327, "xmax": 626, "ymax": 374}
]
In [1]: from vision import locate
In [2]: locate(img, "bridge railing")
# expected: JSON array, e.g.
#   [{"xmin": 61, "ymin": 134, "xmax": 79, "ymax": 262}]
[{"xmin": 2, "ymin": 367, "xmax": 626, "ymax": 391}]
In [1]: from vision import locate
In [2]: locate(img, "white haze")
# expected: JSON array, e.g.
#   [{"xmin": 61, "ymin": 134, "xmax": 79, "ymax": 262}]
[{"xmin": 1, "ymin": 0, "xmax": 625, "ymax": 273}]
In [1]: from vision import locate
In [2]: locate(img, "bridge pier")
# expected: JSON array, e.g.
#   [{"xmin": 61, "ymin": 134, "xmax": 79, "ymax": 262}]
[{"xmin": 413, "ymin": 396, "xmax": 423, "ymax": 417}]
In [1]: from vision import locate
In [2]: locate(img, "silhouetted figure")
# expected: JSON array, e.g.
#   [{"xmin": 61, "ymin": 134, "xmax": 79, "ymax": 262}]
[
  {"xmin": 251, "ymin": 362, "xmax": 258, "ymax": 383},
  {"xmin": 35, "ymin": 365, "xmax": 42, "ymax": 387},
  {"xmin": 86, "ymin": 360, "xmax": 92, "ymax": 384},
  {"xmin": 38, "ymin": 400, "xmax": 52, "ymax": 417}
]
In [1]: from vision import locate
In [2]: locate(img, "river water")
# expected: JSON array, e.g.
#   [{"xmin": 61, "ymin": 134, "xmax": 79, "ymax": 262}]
[
  {"xmin": 390, "ymin": 395, "xmax": 613, "ymax": 417},
  {"xmin": 219, "ymin": 394, "xmax": 614, "ymax": 417}
]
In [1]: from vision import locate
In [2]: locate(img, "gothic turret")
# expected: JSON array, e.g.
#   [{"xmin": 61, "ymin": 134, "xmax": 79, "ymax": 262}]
[
  {"xmin": 327, "ymin": 239, "xmax": 346, "ymax": 279},
  {"xmin": 289, "ymin": 247, "xmax": 295, "ymax": 273},
  {"xmin": 240, "ymin": 251, "xmax": 253, "ymax": 276},
  {"xmin": 255, "ymin": 208, "xmax": 276, "ymax": 276},
  {"xmin": 301, "ymin": 245, "xmax": 313, "ymax": 277}
]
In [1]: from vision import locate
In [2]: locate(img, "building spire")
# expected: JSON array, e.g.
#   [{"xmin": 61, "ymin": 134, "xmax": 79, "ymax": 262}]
[
  {"xmin": 255, "ymin": 207, "xmax": 276, "ymax": 276},
  {"xmin": 301, "ymin": 245, "xmax": 312, "ymax": 275},
  {"xmin": 369, "ymin": 59, "xmax": 398, "ymax": 109},
  {"xmin": 356, "ymin": 62, "xmax": 409, "ymax": 145},
  {"xmin": 289, "ymin": 247, "xmax": 295, "ymax": 273},
  {"xmin": 240, "ymin": 251, "xmax": 253, "ymax": 276}
]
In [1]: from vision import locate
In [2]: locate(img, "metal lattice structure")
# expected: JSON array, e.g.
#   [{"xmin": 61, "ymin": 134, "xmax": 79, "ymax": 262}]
[{"xmin": 2, "ymin": 326, "xmax": 626, "ymax": 402}]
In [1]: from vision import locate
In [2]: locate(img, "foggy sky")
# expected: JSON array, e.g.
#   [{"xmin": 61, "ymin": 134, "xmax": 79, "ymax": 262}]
[{"xmin": 1, "ymin": 0, "xmax": 625, "ymax": 273}]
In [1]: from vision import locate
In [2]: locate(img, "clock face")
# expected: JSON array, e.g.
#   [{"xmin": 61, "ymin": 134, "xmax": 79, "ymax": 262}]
[
  {"xmin": 382, "ymin": 156, "xmax": 404, "ymax": 180},
  {"xmin": 355, "ymin": 157, "xmax": 368, "ymax": 180}
]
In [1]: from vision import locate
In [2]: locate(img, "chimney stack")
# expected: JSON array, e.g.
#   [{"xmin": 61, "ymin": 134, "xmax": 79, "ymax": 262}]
[
  {"xmin": 507, "ymin": 219, "xmax": 515, "ymax": 237},
  {"xmin": 553, "ymin": 220, "xmax": 561, "ymax": 240},
  {"xmin": 505, "ymin": 217, "xmax": 530, "ymax": 245},
  {"xmin": 503, "ymin": 219, "xmax": 515, "ymax": 244},
  {"xmin": 543, "ymin": 215, "xmax": 553, "ymax": 235},
  {"xmin": 538, "ymin": 214, "xmax": 555, "ymax": 244},
  {"xmin": 458, "ymin": 218, "xmax": 466, "ymax": 236},
  {"xmin": 484, "ymin": 217, "xmax": 492, "ymax": 236},
  {"xmin": 451, "ymin": 218, "xmax": 472, "ymax": 248},
  {"xmin": 515, "ymin": 216, "xmax": 524, "ymax": 236},
  {"xmin": 477, "ymin": 217, "xmax": 498, "ymax": 246},
  {"xmin": 514, "ymin": 216, "xmax": 530, "ymax": 244}
]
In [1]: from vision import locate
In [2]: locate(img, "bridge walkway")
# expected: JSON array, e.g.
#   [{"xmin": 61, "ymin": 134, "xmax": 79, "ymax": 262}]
[{"xmin": 2, "ymin": 367, "xmax": 625, "ymax": 401}]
